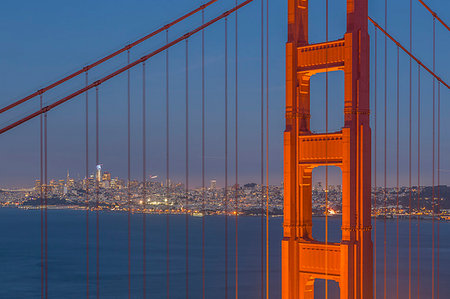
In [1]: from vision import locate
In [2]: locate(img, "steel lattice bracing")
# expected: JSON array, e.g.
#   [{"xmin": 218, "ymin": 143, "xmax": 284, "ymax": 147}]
[{"xmin": 282, "ymin": 0, "xmax": 373, "ymax": 298}]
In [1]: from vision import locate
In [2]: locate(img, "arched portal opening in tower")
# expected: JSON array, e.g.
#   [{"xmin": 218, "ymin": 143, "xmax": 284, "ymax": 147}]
[{"xmin": 311, "ymin": 165, "xmax": 342, "ymax": 244}]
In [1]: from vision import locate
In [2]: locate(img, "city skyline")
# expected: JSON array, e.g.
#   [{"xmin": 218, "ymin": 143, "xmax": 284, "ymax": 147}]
[{"xmin": 2, "ymin": 166, "xmax": 448, "ymax": 219}]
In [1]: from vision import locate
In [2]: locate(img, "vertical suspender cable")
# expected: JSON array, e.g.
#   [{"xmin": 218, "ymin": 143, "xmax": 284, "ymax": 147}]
[
  {"xmin": 201, "ymin": 8, "xmax": 206, "ymax": 299},
  {"xmin": 185, "ymin": 39, "xmax": 189, "ymax": 299},
  {"xmin": 165, "ymin": 29, "xmax": 170, "ymax": 299},
  {"xmin": 44, "ymin": 108, "xmax": 48, "ymax": 299},
  {"xmin": 40, "ymin": 94, "xmax": 44, "ymax": 299},
  {"xmin": 396, "ymin": 45, "xmax": 400, "ymax": 299},
  {"xmin": 260, "ymin": 0, "xmax": 265, "ymax": 297},
  {"xmin": 234, "ymin": 1, "xmax": 239, "ymax": 298},
  {"xmin": 224, "ymin": 17, "xmax": 229, "ymax": 299},
  {"xmin": 95, "ymin": 85, "xmax": 100, "ymax": 299},
  {"xmin": 384, "ymin": 1, "xmax": 388, "ymax": 297},
  {"xmin": 142, "ymin": 61, "xmax": 147, "ymax": 298},
  {"xmin": 437, "ymin": 83, "xmax": 440, "ymax": 299},
  {"xmin": 409, "ymin": 2, "xmax": 413, "ymax": 297},
  {"xmin": 374, "ymin": 27, "xmax": 378, "ymax": 299},
  {"xmin": 127, "ymin": 49, "xmax": 131, "ymax": 299},
  {"xmin": 417, "ymin": 65, "xmax": 421, "ymax": 299},
  {"xmin": 265, "ymin": 0, "xmax": 269, "ymax": 297},
  {"xmin": 85, "ymin": 71, "xmax": 90, "ymax": 299},
  {"xmin": 432, "ymin": 15, "xmax": 436, "ymax": 299},
  {"xmin": 325, "ymin": 0, "xmax": 329, "ymax": 297}
]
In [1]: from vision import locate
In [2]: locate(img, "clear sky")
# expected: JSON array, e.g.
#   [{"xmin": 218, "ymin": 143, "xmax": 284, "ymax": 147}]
[{"xmin": 0, "ymin": 0, "xmax": 449, "ymax": 188}]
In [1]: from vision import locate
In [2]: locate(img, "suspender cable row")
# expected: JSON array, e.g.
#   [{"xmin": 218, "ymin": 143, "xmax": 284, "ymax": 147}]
[
  {"xmin": 0, "ymin": 0, "xmax": 256, "ymax": 136},
  {"xmin": 0, "ymin": 0, "xmax": 219, "ymax": 115}
]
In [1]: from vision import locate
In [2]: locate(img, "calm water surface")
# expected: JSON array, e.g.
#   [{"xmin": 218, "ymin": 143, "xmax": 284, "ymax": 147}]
[{"xmin": 0, "ymin": 208, "xmax": 448, "ymax": 298}]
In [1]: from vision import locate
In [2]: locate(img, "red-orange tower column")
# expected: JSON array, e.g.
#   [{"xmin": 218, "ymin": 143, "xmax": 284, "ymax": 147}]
[{"xmin": 282, "ymin": 0, "xmax": 373, "ymax": 298}]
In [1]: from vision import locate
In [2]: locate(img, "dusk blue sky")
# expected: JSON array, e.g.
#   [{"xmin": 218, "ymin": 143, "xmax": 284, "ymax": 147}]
[{"xmin": 0, "ymin": 0, "xmax": 449, "ymax": 188}]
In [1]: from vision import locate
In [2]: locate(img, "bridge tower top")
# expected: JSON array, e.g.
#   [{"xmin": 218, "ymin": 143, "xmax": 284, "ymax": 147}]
[
  {"xmin": 287, "ymin": 0, "xmax": 368, "ymax": 45},
  {"xmin": 283, "ymin": 1, "xmax": 372, "ymax": 298}
]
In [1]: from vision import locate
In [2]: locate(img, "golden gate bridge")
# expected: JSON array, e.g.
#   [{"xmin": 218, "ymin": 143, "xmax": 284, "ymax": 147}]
[{"xmin": 0, "ymin": 0, "xmax": 448, "ymax": 298}]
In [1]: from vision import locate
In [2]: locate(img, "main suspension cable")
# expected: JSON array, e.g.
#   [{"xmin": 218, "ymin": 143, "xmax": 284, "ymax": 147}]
[{"xmin": 418, "ymin": 0, "xmax": 450, "ymax": 32}]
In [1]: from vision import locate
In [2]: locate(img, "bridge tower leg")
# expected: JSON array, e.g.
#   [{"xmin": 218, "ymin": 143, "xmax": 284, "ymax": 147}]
[{"xmin": 282, "ymin": 1, "xmax": 373, "ymax": 298}]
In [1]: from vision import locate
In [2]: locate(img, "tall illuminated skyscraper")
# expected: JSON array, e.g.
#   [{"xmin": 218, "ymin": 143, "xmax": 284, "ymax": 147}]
[
  {"xmin": 210, "ymin": 179, "xmax": 216, "ymax": 190},
  {"xmin": 96, "ymin": 164, "xmax": 102, "ymax": 183}
]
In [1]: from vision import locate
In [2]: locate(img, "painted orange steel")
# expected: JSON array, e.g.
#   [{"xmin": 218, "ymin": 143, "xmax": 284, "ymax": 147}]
[
  {"xmin": 418, "ymin": 0, "xmax": 450, "ymax": 32},
  {"xmin": 282, "ymin": 0, "xmax": 373, "ymax": 298}
]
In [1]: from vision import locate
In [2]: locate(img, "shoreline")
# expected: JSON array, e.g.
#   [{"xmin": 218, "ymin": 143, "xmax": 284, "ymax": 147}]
[{"xmin": 1, "ymin": 205, "xmax": 448, "ymax": 221}]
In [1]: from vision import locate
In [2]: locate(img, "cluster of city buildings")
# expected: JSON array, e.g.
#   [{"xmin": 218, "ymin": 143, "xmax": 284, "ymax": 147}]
[{"xmin": 0, "ymin": 167, "xmax": 449, "ymax": 220}]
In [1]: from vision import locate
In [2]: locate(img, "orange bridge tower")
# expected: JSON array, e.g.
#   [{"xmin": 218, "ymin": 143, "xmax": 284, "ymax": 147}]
[{"xmin": 282, "ymin": 0, "xmax": 373, "ymax": 298}]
